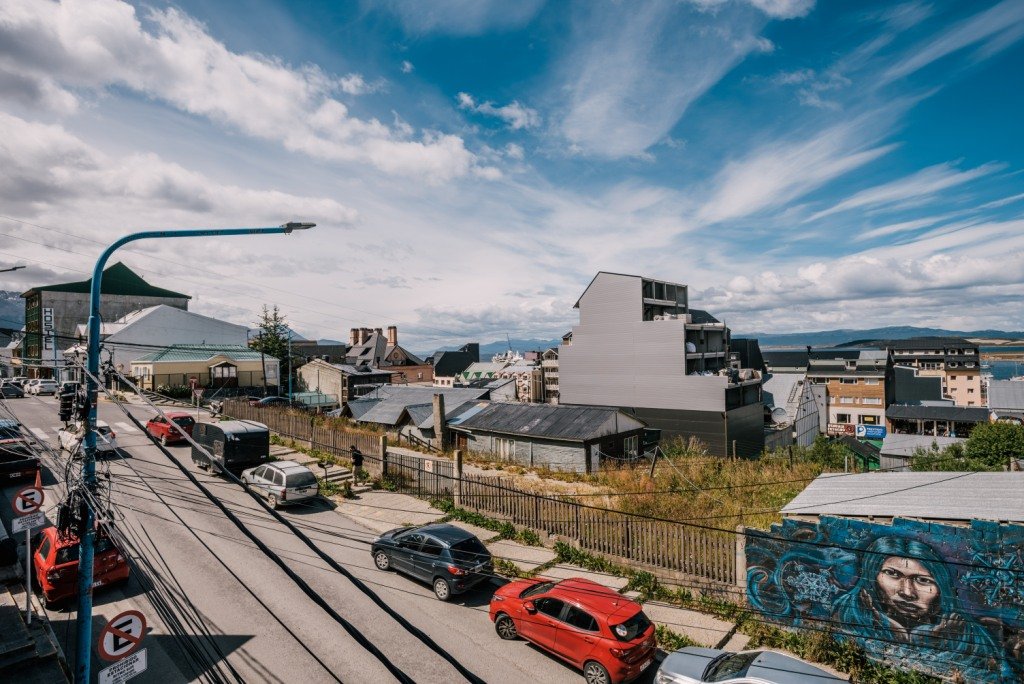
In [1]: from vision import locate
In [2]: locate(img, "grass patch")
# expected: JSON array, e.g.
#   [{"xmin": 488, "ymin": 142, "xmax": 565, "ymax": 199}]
[
  {"xmin": 430, "ymin": 499, "xmax": 546, "ymax": 546},
  {"xmin": 655, "ymin": 624, "xmax": 699, "ymax": 652}
]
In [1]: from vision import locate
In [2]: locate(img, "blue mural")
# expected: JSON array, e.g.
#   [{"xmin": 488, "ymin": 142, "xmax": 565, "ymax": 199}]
[{"xmin": 746, "ymin": 517, "xmax": 1024, "ymax": 682}]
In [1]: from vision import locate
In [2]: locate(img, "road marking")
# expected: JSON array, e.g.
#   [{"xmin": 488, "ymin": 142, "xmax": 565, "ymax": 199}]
[
  {"xmin": 115, "ymin": 422, "xmax": 139, "ymax": 433},
  {"xmin": 30, "ymin": 427, "xmax": 48, "ymax": 440}
]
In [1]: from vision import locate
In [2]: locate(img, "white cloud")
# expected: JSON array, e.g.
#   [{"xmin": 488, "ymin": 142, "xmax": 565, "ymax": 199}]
[
  {"xmin": 0, "ymin": 0, "xmax": 485, "ymax": 181},
  {"xmin": 689, "ymin": 0, "xmax": 815, "ymax": 19},
  {"xmin": 978, "ymin": 192, "xmax": 1024, "ymax": 210},
  {"xmin": 400, "ymin": 60, "xmax": 414, "ymax": 74},
  {"xmin": 882, "ymin": 0, "xmax": 1024, "ymax": 82},
  {"xmin": 554, "ymin": 2, "xmax": 773, "ymax": 158},
  {"xmin": 457, "ymin": 91, "xmax": 540, "ymax": 130},
  {"xmin": 807, "ymin": 161, "xmax": 1002, "ymax": 221},
  {"xmin": 697, "ymin": 114, "xmax": 899, "ymax": 224},
  {"xmin": 856, "ymin": 216, "xmax": 950, "ymax": 241}
]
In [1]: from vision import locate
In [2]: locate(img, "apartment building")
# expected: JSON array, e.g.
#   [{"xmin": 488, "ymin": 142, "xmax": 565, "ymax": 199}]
[
  {"xmin": 541, "ymin": 347, "xmax": 559, "ymax": 403},
  {"xmin": 558, "ymin": 272, "xmax": 763, "ymax": 457},
  {"xmin": 806, "ymin": 349, "xmax": 892, "ymax": 436},
  {"xmin": 887, "ymin": 337, "xmax": 981, "ymax": 407}
]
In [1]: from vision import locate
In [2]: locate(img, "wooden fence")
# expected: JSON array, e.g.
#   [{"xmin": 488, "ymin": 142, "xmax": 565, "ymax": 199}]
[{"xmin": 225, "ymin": 400, "xmax": 740, "ymax": 591}]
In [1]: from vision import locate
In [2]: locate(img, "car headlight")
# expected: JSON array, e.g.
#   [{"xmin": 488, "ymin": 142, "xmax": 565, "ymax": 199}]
[{"xmin": 654, "ymin": 670, "xmax": 686, "ymax": 684}]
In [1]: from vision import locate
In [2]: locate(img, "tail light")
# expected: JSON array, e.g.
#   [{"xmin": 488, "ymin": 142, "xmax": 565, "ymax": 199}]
[
  {"xmin": 47, "ymin": 568, "xmax": 65, "ymax": 582},
  {"xmin": 609, "ymin": 647, "xmax": 634, "ymax": 659},
  {"xmin": 280, "ymin": 488, "xmax": 287, "ymax": 501},
  {"xmin": 447, "ymin": 565, "xmax": 468, "ymax": 576},
  {"xmin": 111, "ymin": 431, "xmax": 116, "ymax": 438}
]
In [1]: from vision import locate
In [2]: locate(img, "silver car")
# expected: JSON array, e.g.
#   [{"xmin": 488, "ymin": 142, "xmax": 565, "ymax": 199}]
[
  {"xmin": 655, "ymin": 648, "xmax": 846, "ymax": 684},
  {"xmin": 241, "ymin": 460, "xmax": 319, "ymax": 509}
]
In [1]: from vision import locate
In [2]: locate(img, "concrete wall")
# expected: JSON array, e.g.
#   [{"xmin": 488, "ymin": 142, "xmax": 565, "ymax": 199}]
[{"xmin": 746, "ymin": 516, "xmax": 1024, "ymax": 682}]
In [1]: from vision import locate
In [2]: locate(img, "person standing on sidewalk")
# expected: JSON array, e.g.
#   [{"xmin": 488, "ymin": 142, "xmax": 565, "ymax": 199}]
[{"xmin": 350, "ymin": 444, "xmax": 364, "ymax": 485}]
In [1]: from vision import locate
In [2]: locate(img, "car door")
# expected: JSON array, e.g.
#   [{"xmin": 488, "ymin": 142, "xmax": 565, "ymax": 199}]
[
  {"xmin": 391, "ymin": 533, "xmax": 423, "ymax": 575},
  {"xmin": 413, "ymin": 535, "xmax": 445, "ymax": 581},
  {"xmin": 554, "ymin": 604, "xmax": 601, "ymax": 665},
  {"xmin": 521, "ymin": 597, "xmax": 564, "ymax": 653},
  {"xmin": 248, "ymin": 465, "xmax": 268, "ymax": 493}
]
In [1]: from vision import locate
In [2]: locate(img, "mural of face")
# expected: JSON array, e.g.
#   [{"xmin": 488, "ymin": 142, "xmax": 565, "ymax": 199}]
[{"xmin": 876, "ymin": 556, "xmax": 940, "ymax": 624}]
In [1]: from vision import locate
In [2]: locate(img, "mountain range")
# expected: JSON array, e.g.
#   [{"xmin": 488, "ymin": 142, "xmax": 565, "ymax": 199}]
[{"xmin": 734, "ymin": 326, "xmax": 1024, "ymax": 348}]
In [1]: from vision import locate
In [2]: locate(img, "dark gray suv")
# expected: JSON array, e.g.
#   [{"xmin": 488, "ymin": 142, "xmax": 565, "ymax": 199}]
[{"xmin": 371, "ymin": 523, "xmax": 493, "ymax": 601}]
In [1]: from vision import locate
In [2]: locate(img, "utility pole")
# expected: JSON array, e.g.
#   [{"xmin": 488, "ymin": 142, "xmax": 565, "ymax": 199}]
[
  {"xmin": 76, "ymin": 222, "xmax": 314, "ymax": 684},
  {"xmin": 259, "ymin": 331, "xmax": 268, "ymax": 396},
  {"xmin": 51, "ymin": 329, "xmax": 59, "ymax": 383},
  {"xmin": 287, "ymin": 330, "xmax": 293, "ymax": 403}
]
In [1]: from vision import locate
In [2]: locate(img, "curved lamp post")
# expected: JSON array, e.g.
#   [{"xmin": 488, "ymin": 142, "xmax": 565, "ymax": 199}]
[{"xmin": 76, "ymin": 222, "xmax": 314, "ymax": 683}]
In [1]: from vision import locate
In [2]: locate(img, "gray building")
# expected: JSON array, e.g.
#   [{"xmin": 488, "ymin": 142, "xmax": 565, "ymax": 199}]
[
  {"xmin": 296, "ymin": 358, "xmax": 393, "ymax": 405},
  {"xmin": 449, "ymin": 402, "xmax": 646, "ymax": 473},
  {"xmin": 988, "ymin": 379, "xmax": 1024, "ymax": 422},
  {"xmin": 763, "ymin": 373, "xmax": 820, "ymax": 450},
  {"xmin": 20, "ymin": 262, "xmax": 189, "ymax": 378},
  {"xmin": 558, "ymin": 272, "xmax": 764, "ymax": 457}
]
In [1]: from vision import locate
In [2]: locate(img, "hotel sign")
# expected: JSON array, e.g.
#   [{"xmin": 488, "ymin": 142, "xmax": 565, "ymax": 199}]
[{"xmin": 42, "ymin": 308, "xmax": 55, "ymax": 352}]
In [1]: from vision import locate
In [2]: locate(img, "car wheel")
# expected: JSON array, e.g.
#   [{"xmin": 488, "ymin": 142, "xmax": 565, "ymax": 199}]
[
  {"xmin": 268, "ymin": 494, "xmax": 279, "ymax": 510},
  {"xmin": 433, "ymin": 577, "xmax": 451, "ymax": 601},
  {"xmin": 583, "ymin": 661, "xmax": 610, "ymax": 684},
  {"xmin": 495, "ymin": 614, "xmax": 518, "ymax": 640},
  {"xmin": 374, "ymin": 551, "xmax": 391, "ymax": 571}
]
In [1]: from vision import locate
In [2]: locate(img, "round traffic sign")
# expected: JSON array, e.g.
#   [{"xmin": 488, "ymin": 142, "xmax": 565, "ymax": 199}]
[
  {"xmin": 12, "ymin": 486, "xmax": 44, "ymax": 515},
  {"xmin": 97, "ymin": 609, "xmax": 147, "ymax": 662}
]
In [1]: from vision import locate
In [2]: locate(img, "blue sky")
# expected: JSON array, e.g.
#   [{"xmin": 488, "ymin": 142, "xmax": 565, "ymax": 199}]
[{"xmin": 1, "ymin": 0, "xmax": 1023, "ymax": 347}]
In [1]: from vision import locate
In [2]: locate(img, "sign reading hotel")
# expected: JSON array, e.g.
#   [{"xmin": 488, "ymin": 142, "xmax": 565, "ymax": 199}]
[{"xmin": 42, "ymin": 307, "xmax": 55, "ymax": 351}]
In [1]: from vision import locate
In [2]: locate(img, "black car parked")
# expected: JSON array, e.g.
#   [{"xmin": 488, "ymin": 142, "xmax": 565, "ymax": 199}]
[{"xmin": 371, "ymin": 523, "xmax": 493, "ymax": 601}]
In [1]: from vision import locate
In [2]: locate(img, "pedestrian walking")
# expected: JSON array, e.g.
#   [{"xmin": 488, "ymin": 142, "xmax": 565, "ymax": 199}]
[{"xmin": 350, "ymin": 444, "xmax": 364, "ymax": 485}]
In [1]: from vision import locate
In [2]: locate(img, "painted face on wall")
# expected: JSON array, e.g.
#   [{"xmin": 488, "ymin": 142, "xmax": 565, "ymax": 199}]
[{"xmin": 876, "ymin": 556, "xmax": 940, "ymax": 623}]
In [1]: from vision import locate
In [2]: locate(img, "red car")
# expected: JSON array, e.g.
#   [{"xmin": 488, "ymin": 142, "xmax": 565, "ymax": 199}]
[
  {"xmin": 490, "ymin": 577, "xmax": 656, "ymax": 684},
  {"xmin": 33, "ymin": 526, "xmax": 130, "ymax": 607},
  {"xmin": 145, "ymin": 411, "xmax": 196, "ymax": 445}
]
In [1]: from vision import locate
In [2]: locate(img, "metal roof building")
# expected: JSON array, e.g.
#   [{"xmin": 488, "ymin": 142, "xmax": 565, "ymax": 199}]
[{"xmin": 782, "ymin": 472, "xmax": 1024, "ymax": 523}]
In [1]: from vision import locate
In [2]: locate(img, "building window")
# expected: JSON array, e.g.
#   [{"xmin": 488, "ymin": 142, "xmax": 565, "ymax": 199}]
[
  {"xmin": 839, "ymin": 378, "xmax": 857, "ymax": 384},
  {"xmin": 949, "ymin": 375, "xmax": 957, "ymax": 380},
  {"xmin": 839, "ymin": 397, "xmax": 855, "ymax": 404},
  {"xmin": 495, "ymin": 437, "xmax": 515, "ymax": 460},
  {"xmin": 864, "ymin": 379, "xmax": 879, "ymax": 385},
  {"xmin": 862, "ymin": 397, "xmax": 882, "ymax": 405},
  {"xmin": 968, "ymin": 388, "xmax": 975, "ymax": 394},
  {"xmin": 860, "ymin": 415, "xmax": 879, "ymax": 425},
  {"xmin": 836, "ymin": 413, "xmax": 851, "ymax": 423},
  {"xmin": 624, "ymin": 435, "xmax": 639, "ymax": 458}
]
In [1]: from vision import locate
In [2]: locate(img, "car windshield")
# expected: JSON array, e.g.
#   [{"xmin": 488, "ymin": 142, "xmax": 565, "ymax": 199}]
[
  {"xmin": 0, "ymin": 425, "xmax": 23, "ymax": 440},
  {"xmin": 449, "ymin": 537, "xmax": 488, "ymax": 564},
  {"xmin": 520, "ymin": 581, "xmax": 558, "ymax": 599},
  {"xmin": 172, "ymin": 417, "xmax": 195, "ymax": 427},
  {"xmin": 286, "ymin": 471, "xmax": 317, "ymax": 487},
  {"xmin": 705, "ymin": 652, "xmax": 759, "ymax": 682},
  {"xmin": 610, "ymin": 609, "xmax": 651, "ymax": 642}
]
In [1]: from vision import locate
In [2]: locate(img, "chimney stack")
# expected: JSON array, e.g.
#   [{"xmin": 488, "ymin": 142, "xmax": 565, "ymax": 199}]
[
  {"xmin": 349, "ymin": 328, "xmax": 359, "ymax": 346},
  {"xmin": 359, "ymin": 327, "xmax": 371, "ymax": 344},
  {"xmin": 387, "ymin": 325, "xmax": 398, "ymax": 346},
  {"xmin": 375, "ymin": 327, "xmax": 383, "ymax": 339}
]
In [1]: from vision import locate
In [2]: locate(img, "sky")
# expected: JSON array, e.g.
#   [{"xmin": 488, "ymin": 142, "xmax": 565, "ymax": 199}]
[{"xmin": 1, "ymin": 0, "xmax": 1023, "ymax": 349}]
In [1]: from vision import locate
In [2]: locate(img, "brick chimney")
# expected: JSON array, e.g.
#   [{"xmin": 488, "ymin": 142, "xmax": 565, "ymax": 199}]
[
  {"xmin": 374, "ymin": 327, "xmax": 383, "ymax": 339},
  {"xmin": 387, "ymin": 325, "xmax": 398, "ymax": 346},
  {"xmin": 359, "ymin": 328, "xmax": 371, "ymax": 344},
  {"xmin": 349, "ymin": 328, "xmax": 359, "ymax": 346}
]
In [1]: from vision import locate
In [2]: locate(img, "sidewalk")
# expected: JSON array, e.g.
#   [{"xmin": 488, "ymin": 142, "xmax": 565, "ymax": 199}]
[{"xmin": 331, "ymin": 489, "xmax": 749, "ymax": 651}]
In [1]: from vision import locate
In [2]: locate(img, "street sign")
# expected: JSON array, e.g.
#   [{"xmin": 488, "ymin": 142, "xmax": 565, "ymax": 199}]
[
  {"xmin": 12, "ymin": 510, "xmax": 45, "ymax": 533},
  {"xmin": 98, "ymin": 648, "xmax": 147, "ymax": 684},
  {"xmin": 193, "ymin": 388, "xmax": 205, "ymax": 399},
  {"xmin": 188, "ymin": 377, "xmax": 198, "ymax": 389},
  {"xmin": 12, "ymin": 486, "xmax": 44, "ymax": 515},
  {"xmin": 97, "ymin": 609, "xmax": 147, "ymax": 661}
]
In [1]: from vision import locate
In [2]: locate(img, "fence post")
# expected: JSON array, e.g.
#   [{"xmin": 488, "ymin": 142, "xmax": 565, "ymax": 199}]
[
  {"xmin": 380, "ymin": 436, "xmax": 389, "ymax": 477},
  {"xmin": 454, "ymin": 449, "xmax": 463, "ymax": 507},
  {"xmin": 735, "ymin": 525, "xmax": 747, "ymax": 593}
]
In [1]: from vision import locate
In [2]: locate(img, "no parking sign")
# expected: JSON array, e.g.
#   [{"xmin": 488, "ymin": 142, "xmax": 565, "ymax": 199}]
[{"xmin": 97, "ymin": 609, "xmax": 147, "ymax": 661}]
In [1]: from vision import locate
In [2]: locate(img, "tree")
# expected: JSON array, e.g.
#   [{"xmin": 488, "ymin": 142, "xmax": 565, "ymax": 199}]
[
  {"xmin": 964, "ymin": 421, "xmax": 1024, "ymax": 470},
  {"xmin": 250, "ymin": 305, "xmax": 289, "ymax": 361}
]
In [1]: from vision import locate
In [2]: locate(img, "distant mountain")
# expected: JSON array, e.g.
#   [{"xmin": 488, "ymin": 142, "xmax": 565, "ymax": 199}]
[
  {"xmin": 419, "ymin": 337, "xmax": 563, "ymax": 360},
  {"xmin": 736, "ymin": 326, "xmax": 1024, "ymax": 348},
  {"xmin": 0, "ymin": 290, "xmax": 23, "ymax": 329}
]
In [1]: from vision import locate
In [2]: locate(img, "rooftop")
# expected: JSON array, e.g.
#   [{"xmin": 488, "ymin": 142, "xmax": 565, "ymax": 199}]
[
  {"xmin": 782, "ymin": 472, "xmax": 1024, "ymax": 522},
  {"xmin": 988, "ymin": 379, "xmax": 1024, "ymax": 410},
  {"xmin": 23, "ymin": 262, "xmax": 190, "ymax": 300},
  {"xmin": 132, "ymin": 344, "xmax": 268, "ymax": 363},
  {"xmin": 450, "ymin": 402, "xmax": 646, "ymax": 442},
  {"xmin": 888, "ymin": 336, "xmax": 976, "ymax": 350},
  {"xmin": 886, "ymin": 403, "xmax": 989, "ymax": 422}
]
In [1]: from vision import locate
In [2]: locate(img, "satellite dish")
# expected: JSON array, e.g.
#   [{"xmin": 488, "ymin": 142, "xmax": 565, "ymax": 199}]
[{"xmin": 770, "ymin": 407, "xmax": 788, "ymax": 424}]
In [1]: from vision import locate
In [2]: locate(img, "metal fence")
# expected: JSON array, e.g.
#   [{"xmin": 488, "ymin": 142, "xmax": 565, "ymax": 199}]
[{"xmin": 225, "ymin": 400, "xmax": 741, "ymax": 591}]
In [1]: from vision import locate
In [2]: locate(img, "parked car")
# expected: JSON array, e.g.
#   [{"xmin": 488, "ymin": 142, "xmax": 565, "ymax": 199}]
[
  {"xmin": 57, "ymin": 420, "xmax": 118, "ymax": 455},
  {"xmin": 654, "ymin": 648, "xmax": 847, "ymax": 684},
  {"xmin": 372, "ymin": 523, "xmax": 494, "ymax": 601},
  {"xmin": 145, "ymin": 411, "xmax": 196, "ymax": 445},
  {"xmin": 23, "ymin": 379, "xmax": 41, "ymax": 394},
  {"xmin": 191, "ymin": 420, "xmax": 270, "ymax": 475},
  {"xmin": 31, "ymin": 379, "xmax": 60, "ymax": 396},
  {"xmin": 255, "ymin": 396, "xmax": 290, "ymax": 407},
  {"xmin": 33, "ymin": 526, "xmax": 129, "ymax": 607},
  {"xmin": 0, "ymin": 383, "xmax": 24, "ymax": 398},
  {"xmin": 490, "ymin": 577, "xmax": 657, "ymax": 684},
  {"xmin": 0, "ymin": 418, "xmax": 40, "ymax": 482},
  {"xmin": 241, "ymin": 460, "xmax": 319, "ymax": 509}
]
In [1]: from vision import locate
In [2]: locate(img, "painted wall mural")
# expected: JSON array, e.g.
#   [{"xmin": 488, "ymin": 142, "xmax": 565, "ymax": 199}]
[{"xmin": 746, "ymin": 517, "xmax": 1024, "ymax": 682}]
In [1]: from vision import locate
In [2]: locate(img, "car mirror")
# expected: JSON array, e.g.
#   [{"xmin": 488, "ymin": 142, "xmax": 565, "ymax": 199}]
[{"xmin": 523, "ymin": 601, "xmax": 537, "ymax": 614}]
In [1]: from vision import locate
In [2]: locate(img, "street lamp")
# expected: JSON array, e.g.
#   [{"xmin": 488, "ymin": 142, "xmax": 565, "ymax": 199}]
[{"xmin": 76, "ymin": 222, "xmax": 314, "ymax": 683}]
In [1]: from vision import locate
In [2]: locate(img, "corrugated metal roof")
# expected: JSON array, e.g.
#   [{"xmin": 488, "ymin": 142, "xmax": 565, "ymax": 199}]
[
  {"xmin": 880, "ymin": 434, "xmax": 966, "ymax": 457},
  {"xmin": 782, "ymin": 472, "xmax": 1024, "ymax": 522},
  {"xmin": 133, "ymin": 344, "xmax": 267, "ymax": 363},
  {"xmin": 453, "ymin": 403, "xmax": 645, "ymax": 442},
  {"xmin": 23, "ymin": 262, "xmax": 189, "ymax": 299},
  {"xmin": 989, "ymin": 380, "xmax": 1024, "ymax": 410},
  {"xmin": 348, "ymin": 386, "xmax": 490, "ymax": 426},
  {"xmin": 886, "ymin": 404, "xmax": 989, "ymax": 422}
]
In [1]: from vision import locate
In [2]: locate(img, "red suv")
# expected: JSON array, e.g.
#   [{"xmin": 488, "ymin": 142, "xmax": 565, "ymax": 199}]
[
  {"xmin": 490, "ymin": 577, "xmax": 656, "ymax": 683},
  {"xmin": 33, "ymin": 526, "xmax": 130, "ymax": 607},
  {"xmin": 145, "ymin": 412, "xmax": 196, "ymax": 445}
]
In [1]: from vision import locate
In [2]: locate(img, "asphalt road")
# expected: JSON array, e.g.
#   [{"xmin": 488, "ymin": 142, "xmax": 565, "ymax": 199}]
[{"xmin": 2, "ymin": 395, "xmax": 660, "ymax": 684}]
